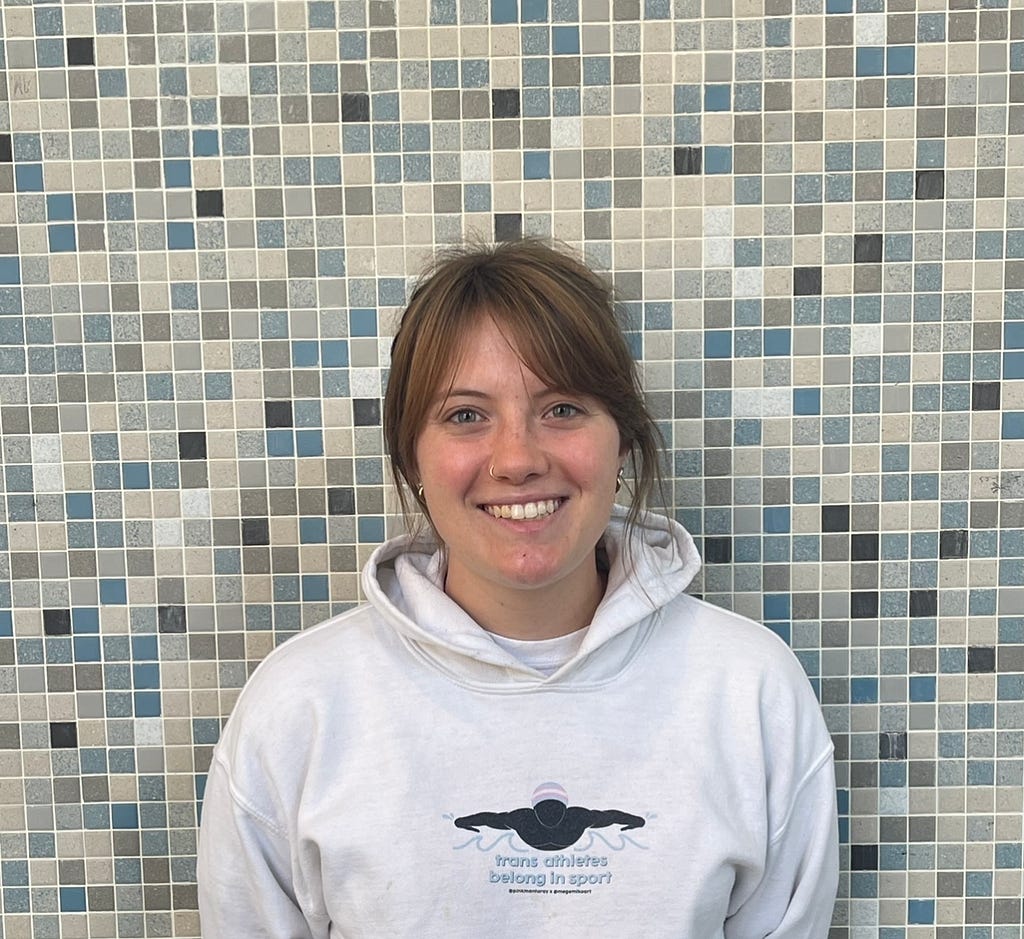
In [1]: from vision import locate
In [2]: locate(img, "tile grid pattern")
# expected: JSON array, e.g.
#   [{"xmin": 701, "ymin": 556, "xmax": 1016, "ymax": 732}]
[{"xmin": 0, "ymin": 0, "xmax": 1022, "ymax": 935}]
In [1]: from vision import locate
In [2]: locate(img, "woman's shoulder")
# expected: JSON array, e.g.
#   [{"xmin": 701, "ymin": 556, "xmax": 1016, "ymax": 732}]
[
  {"xmin": 669, "ymin": 592, "xmax": 797, "ymax": 658},
  {"xmin": 249, "ymin": 602, "xmax": 381, "ymax": 677},
  {"xmin": 657, "ymin": 593, "xmax": 832, "ymax": 774},
  {"xmin": 659, "ymin": 592, "xmax": 822, "ymax": 711},
  {"xmin": 216, "ymin": 603, "xmax": 391, "ymax": 744}
]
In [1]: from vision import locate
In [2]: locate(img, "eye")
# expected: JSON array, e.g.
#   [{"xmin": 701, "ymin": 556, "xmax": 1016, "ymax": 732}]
[
  {"xmin": 447, "ymin": 408, "xmax": 481, "ymax": 425},
  {"xmin": 548, "ymin": 402, "xmax": 582, "ymax": 419}
]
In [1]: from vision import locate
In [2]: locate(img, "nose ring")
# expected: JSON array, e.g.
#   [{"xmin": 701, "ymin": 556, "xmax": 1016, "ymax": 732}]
[{"xmin": 489, "ymin": 465, "xmax": 498, "ymax": 480}]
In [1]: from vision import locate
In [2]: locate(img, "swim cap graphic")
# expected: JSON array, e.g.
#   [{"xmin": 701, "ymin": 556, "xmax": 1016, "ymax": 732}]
[{"xmin": 531, "ymin": 782, "xmax": 568, "ymax": 806}]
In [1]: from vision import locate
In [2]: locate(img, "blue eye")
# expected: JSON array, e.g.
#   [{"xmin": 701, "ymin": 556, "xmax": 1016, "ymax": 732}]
[
  {"xmin": 549, "ymin": 403, "xmax": 581, "ymax": 419},
  {"xmin": 449, "ymin": 409, "xmax": 479, "ymax": 424}
]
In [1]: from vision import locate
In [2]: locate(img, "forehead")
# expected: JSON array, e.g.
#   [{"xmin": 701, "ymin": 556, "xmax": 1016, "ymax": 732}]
[{"xmin": 438, "ymin": 317, "xmax": 545, "ymax": 392}]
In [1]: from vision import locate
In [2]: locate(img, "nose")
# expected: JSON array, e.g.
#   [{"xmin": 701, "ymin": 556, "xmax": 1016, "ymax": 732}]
[{"xmin": 488, "ymin": 419, "xmax": 548, "ymax": 484}]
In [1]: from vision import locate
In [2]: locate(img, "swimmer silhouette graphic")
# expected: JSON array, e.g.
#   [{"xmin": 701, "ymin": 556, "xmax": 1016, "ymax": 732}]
[{"xmin": 454, "ymin": 783, "xmax": 645, "ymax": 851}]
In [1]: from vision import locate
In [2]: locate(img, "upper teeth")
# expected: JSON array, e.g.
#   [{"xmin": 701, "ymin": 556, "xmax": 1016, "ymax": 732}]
[{"xmin": 485, "ymin": 499, "xmax": 560, "ymax": 520}]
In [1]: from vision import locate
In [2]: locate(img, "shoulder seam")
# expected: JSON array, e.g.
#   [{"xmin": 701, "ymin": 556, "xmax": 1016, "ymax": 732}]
[
  {"xmin": 210, "ymin": 751, "xmax": 289, "ymax": 839},
  {"xmin": 768, "ymin": 743, "xmax": 835, "ymax": 845}
]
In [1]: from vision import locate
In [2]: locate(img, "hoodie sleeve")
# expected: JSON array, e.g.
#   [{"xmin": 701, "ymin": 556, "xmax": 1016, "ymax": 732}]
[
  {"xmin": 724, "ymin": 748, "xmax": 839, "ymax": 939},
  {"xmin": 198, "ymin": 754, "xmax": 327, "ymax": 939}
]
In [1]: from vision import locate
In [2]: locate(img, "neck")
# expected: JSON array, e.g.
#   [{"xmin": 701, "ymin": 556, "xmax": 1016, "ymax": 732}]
[{"xmin": 444, "ymin": 563, "xmax": 606, "ymax": 641}]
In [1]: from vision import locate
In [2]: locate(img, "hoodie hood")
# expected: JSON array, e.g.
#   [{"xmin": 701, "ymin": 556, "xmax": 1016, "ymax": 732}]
[{"xmin": 362, "ymin": 505, "xmax": 701, "ymax": 686}]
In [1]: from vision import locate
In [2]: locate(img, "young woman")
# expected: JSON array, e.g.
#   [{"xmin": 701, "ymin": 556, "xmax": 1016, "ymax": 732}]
[{"xmin": 198, "ymin": 240, "xmax": 838, "ymax": 936}]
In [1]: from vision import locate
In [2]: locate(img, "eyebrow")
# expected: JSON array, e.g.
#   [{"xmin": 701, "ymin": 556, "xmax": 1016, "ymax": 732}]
[{"xmin": 443, "ymin": 389, "xmax": 490, "ymax": 399}]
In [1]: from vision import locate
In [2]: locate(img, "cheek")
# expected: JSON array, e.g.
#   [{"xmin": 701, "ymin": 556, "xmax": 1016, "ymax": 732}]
[{"xmin": 416, "ymin": 437, "xmax": 477, "ymax": 491}]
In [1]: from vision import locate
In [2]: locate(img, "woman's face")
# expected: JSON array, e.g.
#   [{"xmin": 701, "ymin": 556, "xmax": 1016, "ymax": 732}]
[{"xmin": 414, "ymin": 317, "xmax": 624, "ymax": 626}]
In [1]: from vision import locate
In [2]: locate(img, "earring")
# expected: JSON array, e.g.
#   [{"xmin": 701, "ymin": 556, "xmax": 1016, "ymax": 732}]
[
  {"xmin": 416, "ymin": 483, "xmax": 424, "ymax": 501},
  {"xmin": 615, "ymin": 468, "xmax": 624, "ymax": 493}
]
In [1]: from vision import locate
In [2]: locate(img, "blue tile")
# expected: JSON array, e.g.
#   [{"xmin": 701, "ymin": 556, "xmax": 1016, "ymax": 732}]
[
  {"xmin": 704, "ymin": 84, "xmax": 731, "ymax": 111},
  {"xmin": 163, "ymin": 160, "xmax": 191, "ymax": 188},
  {"xmin": 134, "ymin": 692, "xmax": 161, "ymax": 717},
  {"xmin": 704, "ymin": 146, "xmax": 733, "ymax": 174},
  {"xmin": 764, "ymin": 328, "xmax": 791, "ymax": 356},
  {"xmin": 1004, "ymin": 352, "xmax": 1024, "ymax": 379},
  {"xmin": 887, "ymin": 46, "xmax": 915, "ymax": 76},
  {"xmin": 73, "ymin": 637, "xmax": 100, "ymax": 662},
  {"xmin": 296, "ymin": 430, "xmax": 324, "ymax": 457},
  {"xmin": 131, "ymin": 635, "xmax": 158, "ymax": 661},
  {"xmin": 851, "ymin": 678, "xmax": 878, "ymax": 703},
  {"xmin": 491, "ymin": 0, "xmax": 518, "ymax": 22},
  {"xmin": 167, "ymin": 223, "xmax": 195, "ymax": 250},
  {"xmin": 350, "ymin": 308, "xmax": 377, "ymax": 337},
  {"xmin": 192, "ymin": 129, "xmax": 219, "ymax": 156},
  {"xmin": 907, "ymin": 900, "xmax": 934, "ymax": 925},
  {"xmin": 99, "ymin": 579, "xmax": 127, "ymax": 605},
  {"xmin": 358, "ymin": 517, "xmax": 385, "ymax": 543},
  {"xmin": 15, "ymin": 165, "xmax": 44, "ymax": 192},
  {"xmin": 122, "ymin": 463, "xmax": 150, "ymax": 489},
  {"xmin": 47, "ymin": 223, "xmax": 77, "ymax": 252},
  {"xmin": 301, "ymin": 575, "xmax": 329, "ymax": 601},
  {"xmin": 132, "ymin": 664, "xmax": 159, "ymax": 689},
  {"xmin": 910, "ymin": 676, "xmax": 936, "ymax": 701},
  {"xmin": 523, "ymin": 150, "xmax": 550, "ymax": 179},
  {"xmin": 112, "ymin": 804, "xmax": 139, "ymax": 829},
  {"xmin": 46, "ymin": 193, "xmax": 74, "ymax": 221},
  {"xmin": 763, "ymin": 594, "xmax": 791, "ymax": 621},
  {"xmin": 292, "ymin": 340, "xmax": 319, "ymax": 367},
  {"xmin": 0, "ymin": 258, "xmax": 21, "ymax": 285},
  {"xmin": 300, "ymin": 518, "xmax": 327, "ymax": 544},
  {"xmin": 1002, "ymin": 413, "xmax": 1024, "ymax": 439},
  {"xmin": 704, "ymin": 330, "xmax": 731, "ymax": 358}
]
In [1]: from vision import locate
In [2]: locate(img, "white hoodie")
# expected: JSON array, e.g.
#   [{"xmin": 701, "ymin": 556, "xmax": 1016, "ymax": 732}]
[{"xmin": 198, "ymin": 509, "xmax": 838, "ymax": 937}]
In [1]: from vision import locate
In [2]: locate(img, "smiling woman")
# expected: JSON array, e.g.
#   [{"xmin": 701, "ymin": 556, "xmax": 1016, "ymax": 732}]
[
  {"xmin": 384, "ymin": 238, "xmax": 661, "ymax": 536},
  {"xmin": 197, "ymin": 240, "xmax": 839, "ymax": 938},
  {"xmin": 384, "ymin": 240, "xmax": 664, "ymax": 640}
]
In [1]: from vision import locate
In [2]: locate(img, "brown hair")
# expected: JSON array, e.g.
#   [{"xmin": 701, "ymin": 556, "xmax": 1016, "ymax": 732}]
[{"xmin": 383, "ymin": 238, "xmax": 664, "ymax": 537}]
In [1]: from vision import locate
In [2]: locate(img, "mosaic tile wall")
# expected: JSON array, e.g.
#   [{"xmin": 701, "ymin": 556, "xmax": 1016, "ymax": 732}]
[{"xmin": 0, "ymin": 0, "xmax": 1022, "ymax": 935}]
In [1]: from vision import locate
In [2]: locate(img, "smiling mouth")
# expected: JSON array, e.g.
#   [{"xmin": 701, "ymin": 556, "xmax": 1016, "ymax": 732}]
[{"xmin": 482, "ymin": 498, "xmax": 564, "ymax": 520}]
